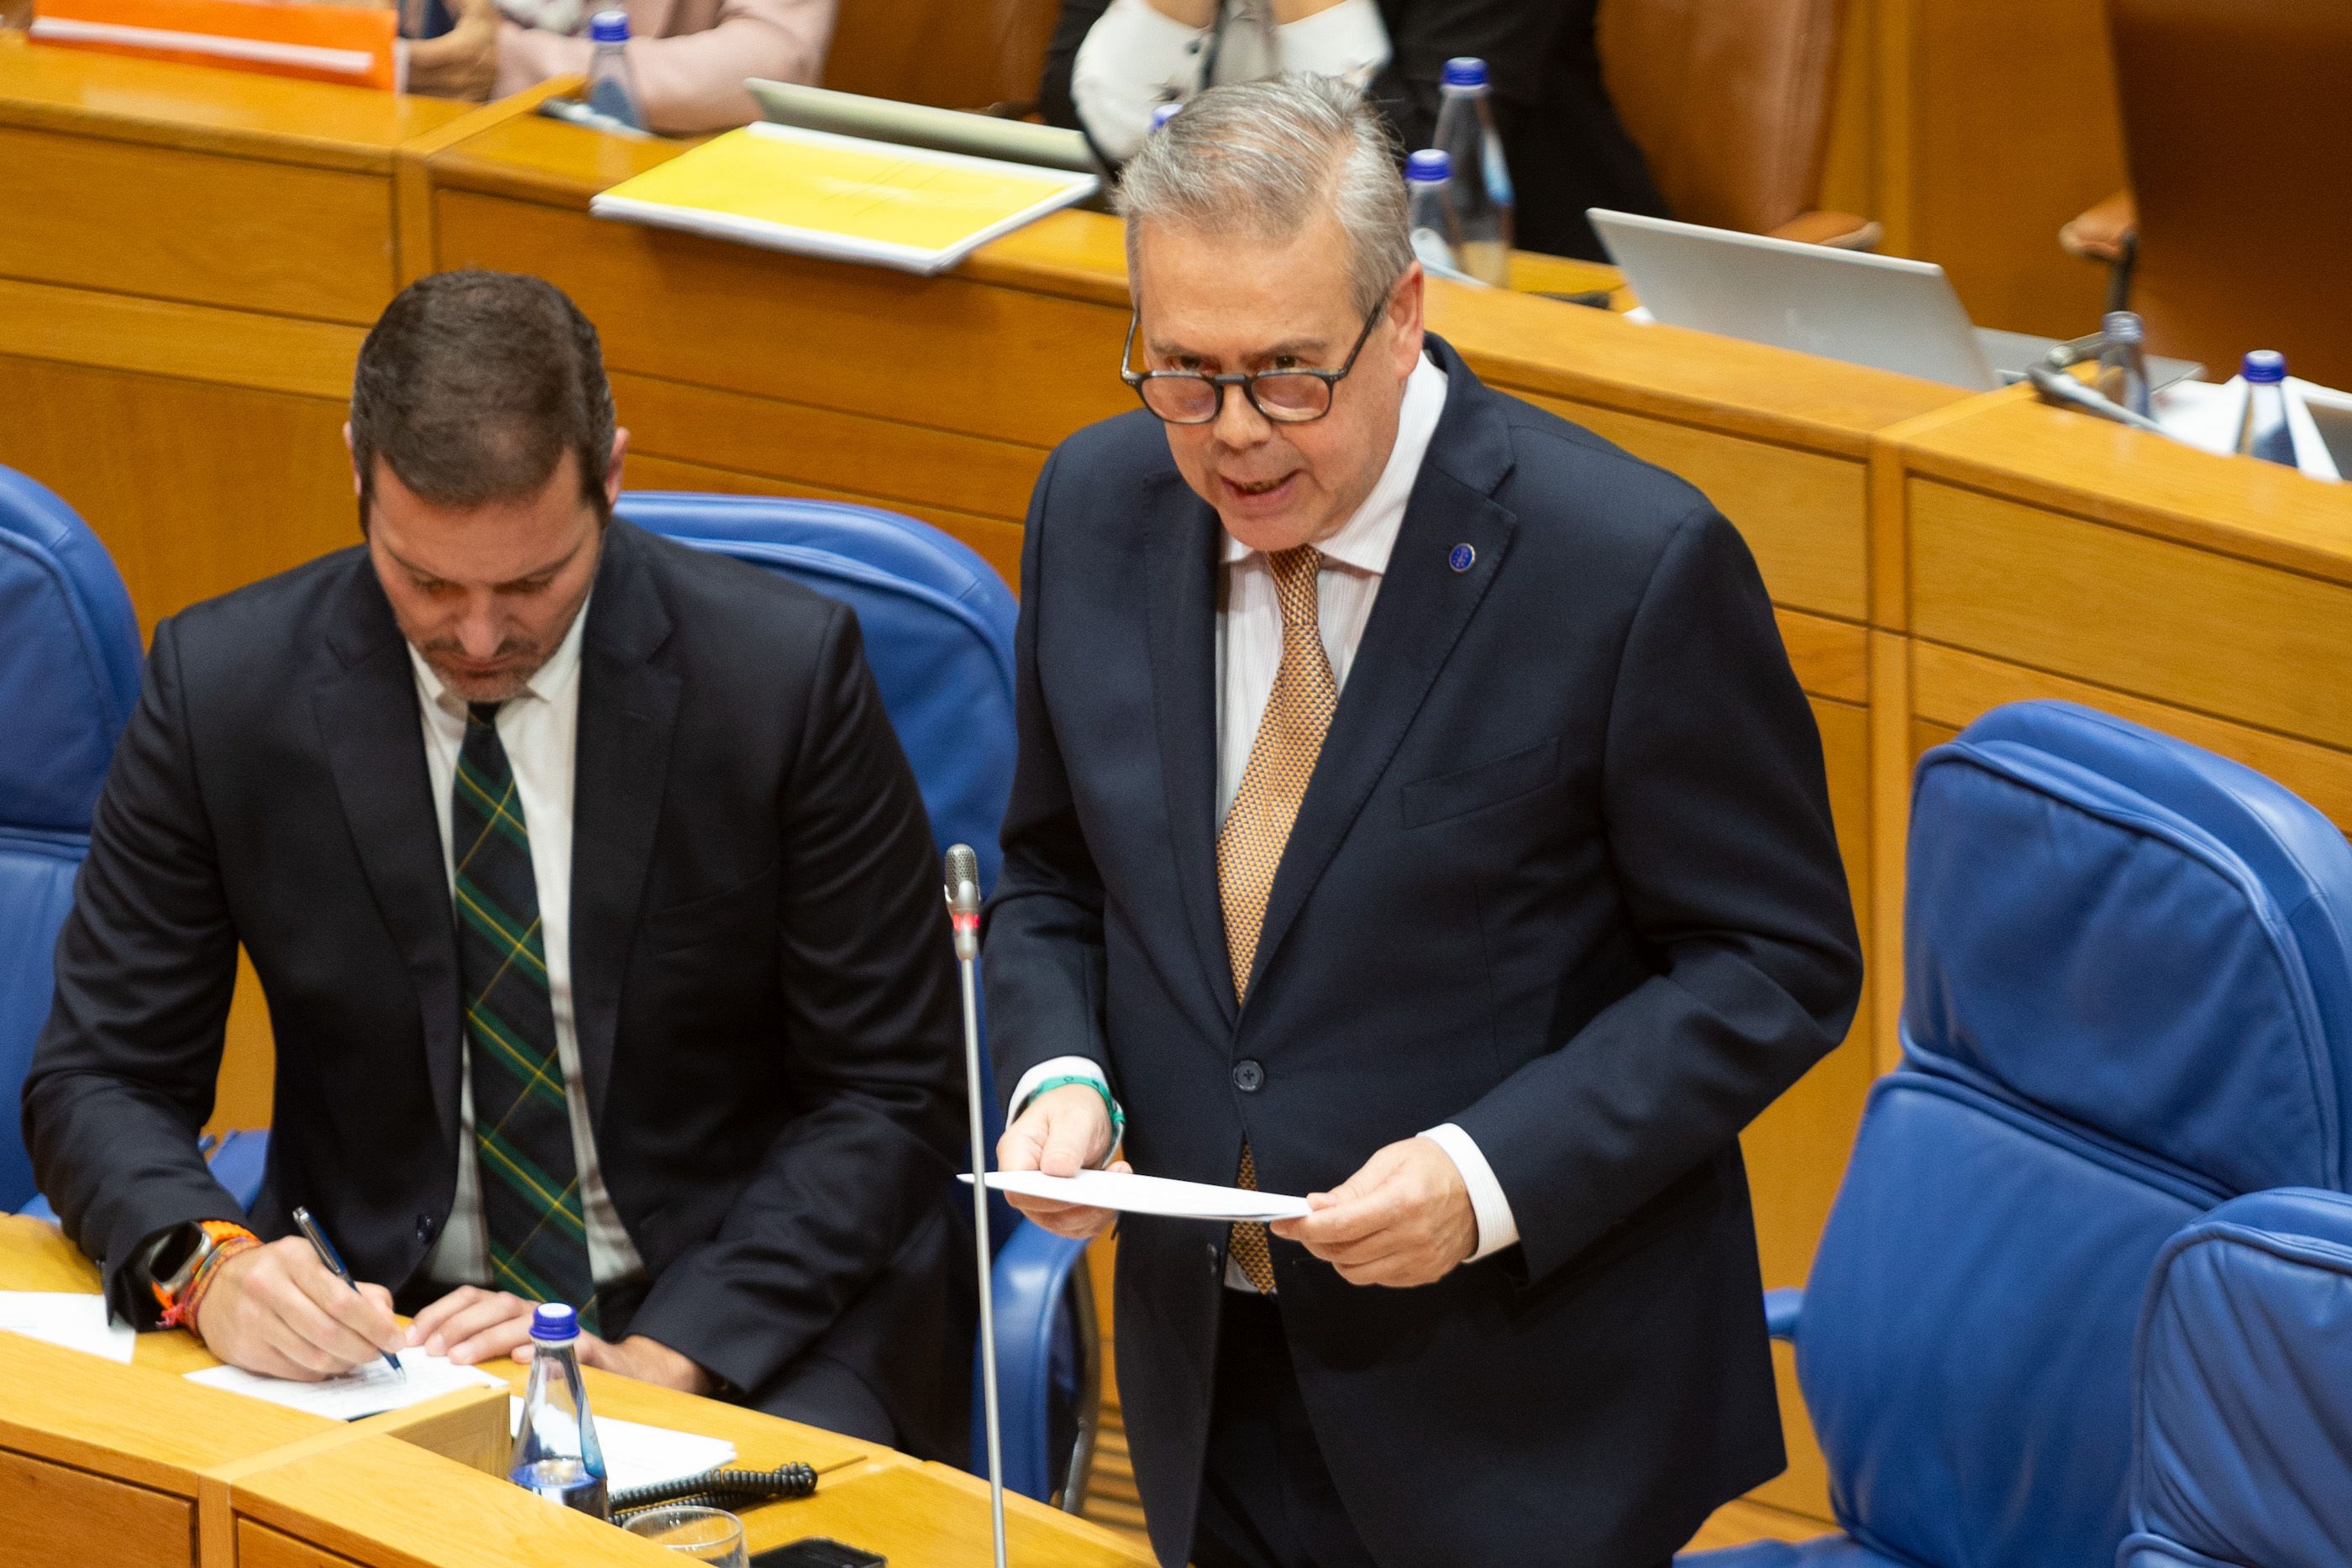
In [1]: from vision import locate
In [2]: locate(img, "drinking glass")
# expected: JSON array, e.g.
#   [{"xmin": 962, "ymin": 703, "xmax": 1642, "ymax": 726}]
[{"xmin": 622, "ymin": 1505, "xmax": 748, "ymax": 1567}]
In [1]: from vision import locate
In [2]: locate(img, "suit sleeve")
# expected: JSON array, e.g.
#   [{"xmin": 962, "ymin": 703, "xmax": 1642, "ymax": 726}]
[
  {"xmin": 1037, "ymin": 0, "xmax": 1113, "ymax": 136},
  {"xmin": 1450, "ymin": 506, "xmax": 1863, "ymax": 1282},
  {"xmin": 22, "ymin": 616, "xmax": 251, "ymax": 1326},
  {"xmin": 625, "ymin": 605, "xmax": 964, "ymax": 1395},
  {"xmin": 981, "ymin": 454, "xmax": 1115, "ymax": 1110}
]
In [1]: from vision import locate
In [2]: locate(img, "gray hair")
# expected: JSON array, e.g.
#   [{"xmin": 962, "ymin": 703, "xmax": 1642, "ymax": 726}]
[{"xmin": 1115, "ymin": 76, "xmax": 1413, "ymax": 319}]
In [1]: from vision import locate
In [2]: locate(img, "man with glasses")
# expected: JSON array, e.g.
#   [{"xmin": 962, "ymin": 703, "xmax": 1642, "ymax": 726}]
[{"xmin": 984, "ymin": 76, "xmax": 1861, "ymax": 1568}]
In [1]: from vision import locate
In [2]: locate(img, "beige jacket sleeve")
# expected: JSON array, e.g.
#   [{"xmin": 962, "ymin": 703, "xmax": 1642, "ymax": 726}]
[{"xmin": 495, "ymin": 0, "xmax": 834, "ymax": 134}]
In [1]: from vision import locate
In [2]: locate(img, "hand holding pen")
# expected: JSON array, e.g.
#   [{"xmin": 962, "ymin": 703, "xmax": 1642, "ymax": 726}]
[{"xmin": 293, "ymin": 1206, "xmax": 407, "ymax": 1381}]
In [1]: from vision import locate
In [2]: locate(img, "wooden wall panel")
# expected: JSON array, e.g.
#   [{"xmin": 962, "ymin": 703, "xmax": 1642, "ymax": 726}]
[
  {"xmin": 0, "ymin": 355, "xmax": 356, "ymax": 635},
  {"xmin": 612, "ymin": 372, "xmax": 1047, "ymax": 527},
  {"xmin": 0, "ymin": 1448, "xmax": 192, "ymax": 1568},
  {"xmin": 1910, "ymin": 480, "xmax": 2352, "ymax": 752},
  {"xmin": 621, "ymin": 454, "xmax": 1026, "ymax": 590},
  {"xmin": 0, "ymin": 125, "xmax": 396, "ymax": 324},
  {"xmin": 433, "ymin": 191, "xmax": 1133, "ymax": 451}
]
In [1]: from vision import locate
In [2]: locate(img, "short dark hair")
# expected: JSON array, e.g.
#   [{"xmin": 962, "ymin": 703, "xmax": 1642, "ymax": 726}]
[{"xmin": 349, "ymin": 269, "xmax": 615, "ymax": 525}]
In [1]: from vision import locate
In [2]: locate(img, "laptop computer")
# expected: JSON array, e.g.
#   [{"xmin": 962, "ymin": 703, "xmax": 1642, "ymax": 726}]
[
  {"xmin": 1588, "ymin": 208, "xmax": 2201, "ymax": 392},
  {"xmin": 747, "ymin": 81, "xmax": 1108, "ymax": 181}
]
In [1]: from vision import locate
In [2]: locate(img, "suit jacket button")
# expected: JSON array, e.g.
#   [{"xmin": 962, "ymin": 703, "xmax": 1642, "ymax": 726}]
[
  {"xmin": 1232, "ymin": 1059, "xmax": 1264, "ymax": 1093},
  {"xmin": 415, "ymin": 1214, "xmax": 437, "ymax": 1244}
]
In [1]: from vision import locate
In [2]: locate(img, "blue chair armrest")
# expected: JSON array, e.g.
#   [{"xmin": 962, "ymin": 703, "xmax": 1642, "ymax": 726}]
[
  {"xmin": 1764, "ymin": 1287, "xmax": 1803, "ymax": 1341},
  {"xmin": 206, "ymin": 1130, "xmax": 270, "ymax": 1213},
  {"xmin": 979, "ymin": 1219, "xmax": 1095, "ymax": 1502}
]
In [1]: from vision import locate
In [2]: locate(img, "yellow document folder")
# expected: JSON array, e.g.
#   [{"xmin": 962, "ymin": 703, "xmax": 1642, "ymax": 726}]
[{"xmin": 589, "ymin": 122, "xmax": 1102, "ymax": 276}]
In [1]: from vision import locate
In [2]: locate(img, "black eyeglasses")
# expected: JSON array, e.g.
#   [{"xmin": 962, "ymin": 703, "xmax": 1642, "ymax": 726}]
[{"xmin": 1120, "ymin": 298, "xmax": 1386, "ymax": 425}]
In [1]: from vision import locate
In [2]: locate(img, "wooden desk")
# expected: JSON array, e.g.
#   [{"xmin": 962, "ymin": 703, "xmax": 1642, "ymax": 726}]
[{"xmin": 0, "ymin": 1217, "xmax": 1151, "ymax": 1567}]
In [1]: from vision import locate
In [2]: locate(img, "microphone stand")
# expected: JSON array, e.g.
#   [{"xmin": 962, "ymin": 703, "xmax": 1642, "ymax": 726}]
[{"xmin": 947, "ymin": 845, "xmax": 1008, "ymax": 1568}]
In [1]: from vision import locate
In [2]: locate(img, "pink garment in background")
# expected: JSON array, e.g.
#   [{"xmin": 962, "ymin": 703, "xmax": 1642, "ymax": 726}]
[{"xmin": 495, "ymin": 0, "xmax": 834, "ymax": 134}]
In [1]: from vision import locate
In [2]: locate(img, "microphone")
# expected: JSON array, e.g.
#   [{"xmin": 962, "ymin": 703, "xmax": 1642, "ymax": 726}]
[{"xmin": 946, "ymin": 843, "xmax": 1007, "ymax": 1568}]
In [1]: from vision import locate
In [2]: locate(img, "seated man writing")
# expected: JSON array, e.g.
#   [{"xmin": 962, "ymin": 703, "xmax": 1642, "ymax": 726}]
[{"xmin": 22, "ymin": 268, "xmax": 970, "ymax": 1459}]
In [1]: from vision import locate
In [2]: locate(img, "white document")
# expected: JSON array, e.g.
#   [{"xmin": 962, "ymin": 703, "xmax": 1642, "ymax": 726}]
[
  {"xmin": 0, "ymin": 1292, "xmax": 137, "ymax": 1364},
  {"xmin": 187, "ymin": 1347, "xmax": 505, "ymax": 1421},
  {"xmin": 508, "ymin": 1397, "xmax": 737, "ymax": 1494},
  {"xmin": 963, "ymin": 1168, "xmax": 1311, "ymax": 1222}
]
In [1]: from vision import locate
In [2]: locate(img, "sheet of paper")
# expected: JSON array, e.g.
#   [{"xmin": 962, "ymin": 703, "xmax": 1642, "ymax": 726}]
[
  {"xmin": 187, "ymin": 1347, "xmax": 505, "ymax": 1421},
  {"xmin": 0, "ymin": 1291, "xmax": 137, "ymax": 1364},
  {"xmin": 964, "ymin": 1168, "xmax": 1311, "ymax": 1222},
  {"xmin": 508, "ymin": 1398, "xmax": 736, "ymax": 1494}
]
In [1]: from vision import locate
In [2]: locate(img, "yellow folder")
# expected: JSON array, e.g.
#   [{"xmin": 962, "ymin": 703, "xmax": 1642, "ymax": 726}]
[{"xmin": 590, "ymin": 123, "xmax": 1102, "ymax": 276}]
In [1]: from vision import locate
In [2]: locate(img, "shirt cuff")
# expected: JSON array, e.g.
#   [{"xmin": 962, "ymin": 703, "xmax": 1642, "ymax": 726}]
[
  {"xmin": 1420, "ymin": 1123, "xmax": 1520, "ymax": 1262},
  {"xmin": 1070, "ymin": 0, "xmax": 1212, "ymax": 161},
  {"xmin": 1010, "ymin": 1056, "xmax": 1116, "ymax": 1120},
  {"xmin": 1273, "ymin": 0, "xmax": 1390, "ymax": 83}
]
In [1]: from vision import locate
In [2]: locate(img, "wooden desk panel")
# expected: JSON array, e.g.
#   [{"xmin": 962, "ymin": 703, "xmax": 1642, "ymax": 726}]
[
  {"xmin": 1909, "ymin": 480, "xmax": 2352, "ymax": 753},
  {"xmin": 0, "ymin": 1448, "xmax": 192, "ymax": 1568},
  {"xmin": 0, "ymin": 123, "xmax": 396, "ymax": 323},
  {"xmin": 240, "ymin": 1522, "xmax": 363, "ymax": 1568}
]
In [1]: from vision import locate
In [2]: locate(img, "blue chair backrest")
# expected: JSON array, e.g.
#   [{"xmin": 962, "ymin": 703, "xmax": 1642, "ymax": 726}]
[
  {"xmin": 2121, "ymin": 1188, "xmax": 2352, "ymax": 1568},
  {"xmin": 0, "ymin": 468, "xmax": 143, "ymax": 1211},
  {"xmin": 1798, "ymin": 700, "xmax": 2352, "ymax": 1568},
  {"xmin": 614, "ymin": 491, "xmax": 1019, "ymax": 896}
]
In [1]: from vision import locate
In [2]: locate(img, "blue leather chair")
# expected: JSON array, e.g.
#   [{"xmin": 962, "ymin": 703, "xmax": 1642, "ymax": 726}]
[
  {"xmin": 0, "ymin": 467, "xmax": 143, "ymax": 1215},
  {"xmin": 2119, "ymin": 1188, "xmax": 2352, "ymax": 1568},
  {"xmin": 617, "ymin": 491, "xmax": 1099, "ymax": 1508},
  {"xmin": 1686, "ymin": 700, "xmax": 2352, "ymax": 1568}
]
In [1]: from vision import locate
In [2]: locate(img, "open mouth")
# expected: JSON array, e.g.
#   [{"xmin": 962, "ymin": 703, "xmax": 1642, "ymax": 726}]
[{"xmin": 1222, "ymin": 471, "xmax": 1299, "ymax": 506}]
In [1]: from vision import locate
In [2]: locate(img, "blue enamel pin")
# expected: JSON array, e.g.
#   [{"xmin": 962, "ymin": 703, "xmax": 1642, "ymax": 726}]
[{"xmin": 1449, "ymin": 543, "xmax": 1476, "ymax": 573}]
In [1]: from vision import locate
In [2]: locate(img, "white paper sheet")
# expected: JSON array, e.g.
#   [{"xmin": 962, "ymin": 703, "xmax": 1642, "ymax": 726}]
[
  {"xmin": 507, "ymin": 1397, "xmax": 737, "ymax": 1494},
  {"xmin": 0, "ymin": 1291, "xmax": 137, "ymax": 1364},
  {"xmin": 963, "ymin": 1168, "xmax": 1311, "ymax": 1222},
  {"xmin": 187, "ymin": 1347, "xmax": 505, "ymax": 1421}
]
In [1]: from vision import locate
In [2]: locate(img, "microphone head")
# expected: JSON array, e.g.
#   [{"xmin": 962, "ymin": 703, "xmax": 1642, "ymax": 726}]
[{"xmin": 945, "ymin": 845, "xmax": 982, "ymax": 961}]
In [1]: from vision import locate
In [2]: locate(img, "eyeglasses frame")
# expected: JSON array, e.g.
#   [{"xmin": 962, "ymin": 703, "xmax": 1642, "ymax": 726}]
[{"xmin": 1119, "ymin": 294, "xmax": 1391, "ymax": 426}]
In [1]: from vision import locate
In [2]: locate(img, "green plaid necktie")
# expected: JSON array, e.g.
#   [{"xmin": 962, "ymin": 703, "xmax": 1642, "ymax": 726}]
[{"xmin": 453, "ymin": 700, "xmax": 597, "ymax": 1330}]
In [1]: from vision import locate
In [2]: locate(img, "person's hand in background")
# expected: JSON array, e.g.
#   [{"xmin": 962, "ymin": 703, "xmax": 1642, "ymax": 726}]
[{"xmin": 407, "ymin": 0, "xmax": 503, "ymax": 102}]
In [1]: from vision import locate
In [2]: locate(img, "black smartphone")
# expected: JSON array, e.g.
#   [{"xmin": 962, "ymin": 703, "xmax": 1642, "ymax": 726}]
[{"xmin": 748, "ymin": 1539, "xmax": 886, "ymax": 1568}]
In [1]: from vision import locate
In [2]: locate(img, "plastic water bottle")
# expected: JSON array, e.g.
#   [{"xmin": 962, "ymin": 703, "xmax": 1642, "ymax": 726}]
[
  {"xmin": 585, "ymin": 10, "xmax": 645, "ymax": 133},
  {"xmin": 2095, "ymin": 310, "xmax": 2152, "ymax": 420},
  {"xmin": 510, "ymin": 1303, "xmax": 610, "ymax": 1518},
  {"xmin": 1405, "ymin": 149, "xmax": 1460, "ymax": 275},
  {"xmin": 1431, "ymin": 58, "xmax": 1515, "ymax": 286},
  {"xmin": 2235, "ymin": 349, "xmax": 2297, "ymax": 468}
]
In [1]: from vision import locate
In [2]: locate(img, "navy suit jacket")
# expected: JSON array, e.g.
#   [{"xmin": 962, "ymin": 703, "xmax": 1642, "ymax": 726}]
[
  {"xmin": 24, "ymin": 519, "xmax": 972, "ymax": 1457},
  {"xmin": 985, "ymin": 338, "xmax": 1864, "ymax": 1566}
]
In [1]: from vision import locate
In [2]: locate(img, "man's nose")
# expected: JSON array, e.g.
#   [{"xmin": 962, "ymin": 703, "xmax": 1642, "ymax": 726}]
[
  {"xmin": 1212, "ymin": 381, "xmax": 1273, "ymax": 448},
  {"xmin": 455, "ymin": 597, "xmax": 504, "ymax": 658}
]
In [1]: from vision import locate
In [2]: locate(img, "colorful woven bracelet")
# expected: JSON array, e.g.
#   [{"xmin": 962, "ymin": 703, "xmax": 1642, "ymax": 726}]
[
  {"xmin": 1023, "ymin": 1073, "xmax": 1126, "ymax": 1156},
  {"xmin": 161, "ymin": 1224, "xmax": 261, "ymax": 1337}
]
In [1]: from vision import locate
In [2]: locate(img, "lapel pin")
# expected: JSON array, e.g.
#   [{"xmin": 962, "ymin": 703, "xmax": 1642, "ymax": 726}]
[{"xmin": 1448, "ymin": 543, "xmax": 1476, "ymax": 573}]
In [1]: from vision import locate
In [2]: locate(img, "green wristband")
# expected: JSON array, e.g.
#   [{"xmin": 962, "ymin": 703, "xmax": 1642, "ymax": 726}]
[{"xmin": 1025, "ymin": 1073, "xmax": 1126, "ymax": 1155}]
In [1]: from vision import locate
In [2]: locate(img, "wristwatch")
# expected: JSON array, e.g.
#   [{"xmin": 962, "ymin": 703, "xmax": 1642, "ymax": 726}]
[{"xmin": 148, "ymin": 1219, "xmax": 259, "ymax": 1322}]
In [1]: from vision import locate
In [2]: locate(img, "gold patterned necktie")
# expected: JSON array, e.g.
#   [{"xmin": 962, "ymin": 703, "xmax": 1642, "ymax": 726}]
[{"xmin": 1217, "ymin": 545, "xmax": 1338, "ymax": 1293}]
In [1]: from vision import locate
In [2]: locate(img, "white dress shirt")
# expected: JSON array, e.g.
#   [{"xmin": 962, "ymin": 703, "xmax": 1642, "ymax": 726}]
[
  {"xmin": 1013, "ymin": 353, "xmax": 1524, "ymax": 1278},
  {"xmin": 1071, "ymin": 0, "xmax": 1391, "ymax": 163},
  {"xmin": 412, "ymin": 602, "xmax": 647, "ymax": 1292}
]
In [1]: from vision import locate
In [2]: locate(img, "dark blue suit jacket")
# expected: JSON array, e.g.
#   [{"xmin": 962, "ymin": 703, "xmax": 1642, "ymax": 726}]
[{"xmin": 985, "ymin": 338, "xmax": 1864, "ymax": 1565}]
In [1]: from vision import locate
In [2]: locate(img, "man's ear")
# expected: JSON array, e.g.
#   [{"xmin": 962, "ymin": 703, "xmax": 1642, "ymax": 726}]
[
  {"xmin": 1389, "ymin": 266, "xmax": 1427, "ymax": 378},
  {"xmin": 604, "ymin": 427, "xmax": 631, "ymax": 515}
]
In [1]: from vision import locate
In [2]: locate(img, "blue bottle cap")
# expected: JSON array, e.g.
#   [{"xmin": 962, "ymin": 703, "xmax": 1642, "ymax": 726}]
[
  {"xmin": 1441, "ymin": 57, "xmax": 1488, "ymax": 88},
  {"xmin": 2243, "ymin": 349, "xmax": 2287, "ymax": 384},
  {"xmin": 1406, "ymin": 149, "xmax": 1450, "ymax": 182},
  {"xmin": 1149, "ymin": 102, "xmax": 1180, "ymax": 132},
  {"xmin": 530, "ymin": 1303, "xmax": 580, "ymax": 1342},
  {"xmin": 589, "ymin": 8, "xmax": 629, "ymax": 42}
]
